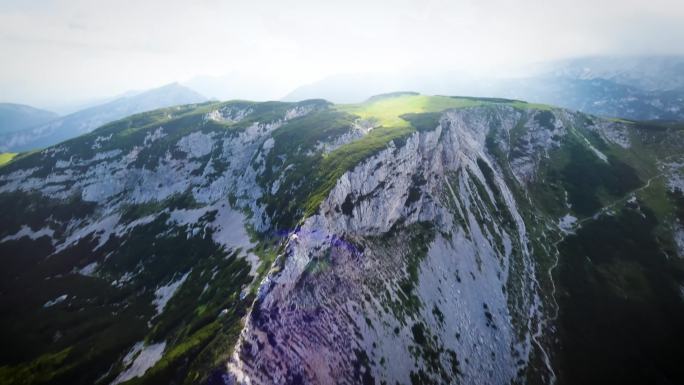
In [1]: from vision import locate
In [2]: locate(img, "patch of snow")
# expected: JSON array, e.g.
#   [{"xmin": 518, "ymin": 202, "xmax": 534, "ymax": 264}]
[
  {"xmin": 285, "ymin": 105, "xmax": 314, "ymax": 120},
  {"xmin": 92, "ymin": 134, "xmax": 113, "ymax": 150},
  {"xmin": 55, "ymin": 214, "xmax": 121, "ymax": 254},
  {"xmin": 581, "ymin": 136, "xmax": 608, "ymax": 162},
  {"xmin": 111, "ymin": 342, "xmax": 166, "ymax": 385},
  {"xmin": 311, "ymin": 129, "xmax": 364, "ymax": 155},
  {"xmin": 118, "ymin": 214, "xmax": 159, "ymax": 235},
  {"xmin": 56, "ymin": 158, "xmax": 73, "ymax": 169},
  {"xmin": 205, "ymin": 106, "xmax": 253, "ymax": 123},
  {"xmin": 262, "ymin": 137, "xmax": 275, "ymax": 152},
  {"xmin": 167, "ymin": 207, "xmax": 211, "ymax": 227},
  {"xmin": 78, "ymin": 262, "xmax": 99, "ymax": 277},
  {"xmin": 43, "ymin": 294, "xmax": 68, "ymax": 308},
  {"xmin": 177, "ymin": 132, "xmax": 214, "ymax": 158},
  {"xmin": 143, "ymin": 127, "xmax": 165, "ymax": 146},
  {"xmin": 121, "ymin": 341, "xmax": 145, "ymax": 367},
  {"xmin": 664, "ymin": 160, "xmax": 684, "ymax": 192},
  {"xmin": 211, "ymin": 204, "xmax": 259, "ymax": 273},
  {"xmin": 152, "ymin": 271, "xmax": 191, "ymax": 316},
  {"xmin": 113, "ymin": 271, "xmax": 135, "ymax": 288},
  {"xmin": 558, "ymin": 214, "xmax": 578, "ymax": 233},
  {"xmin": 1, "ymin": 225, "xmax": 54, "ymax": 243},
  {"xmin": 675, "ymin": 225, "xmax": 684, "ymax": 258},
  {"xmin": 93, "ymin": 150, "xmax": 122, "ymax": 161},
  {"xmin": 592, "ymin": 121, "xmax": 631, "ymax": 148}
]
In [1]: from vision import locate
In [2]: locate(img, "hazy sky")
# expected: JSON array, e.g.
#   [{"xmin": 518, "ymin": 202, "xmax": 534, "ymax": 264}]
[{"xmin": 1, "ymin": 0, "xmax": 683, "ymax": 109}]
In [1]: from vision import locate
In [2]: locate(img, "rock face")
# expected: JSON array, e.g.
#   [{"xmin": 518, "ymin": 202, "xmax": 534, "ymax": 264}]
[
  {"xmin": 226, "ymin": 102, "xmax": 684, "ymax": 385},
  {"xmin": 229, "ymin": 106, "xmax": 545, "ymax": 384},
  {"xmin": 0, "ymin": 98, "xmax": 341, "ymax": 385},
  {"xmin": 0, "ymin": 94, "xmax": 683, "ymax": 385}
]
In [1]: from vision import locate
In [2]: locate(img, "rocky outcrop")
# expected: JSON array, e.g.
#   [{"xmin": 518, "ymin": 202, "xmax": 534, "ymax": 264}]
[{"xmin": 227, "ymin": 106, "xmax": 564, "ymax": 385}]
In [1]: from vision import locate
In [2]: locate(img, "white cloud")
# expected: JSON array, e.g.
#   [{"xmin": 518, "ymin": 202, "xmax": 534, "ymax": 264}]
[{"xmin": 0, "ymin": 0, "xmax": 682, "ymax": 108}]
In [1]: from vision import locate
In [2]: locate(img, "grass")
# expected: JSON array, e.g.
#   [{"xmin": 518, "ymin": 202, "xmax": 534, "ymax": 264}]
[
  {"xmin": 556, "ymin": 202, "xmax": 684, "ymax": 385},
  {"xmin": 0, "ymin": 94, "xmax": 571, "ymax": 385},
  {"xmin": 0, "ymin": 99, "xmax": 325, "ymax": 178},
  {"xmin": 122, "ymin": 321, "xmax": 223, "ymax": 385},
  {"xmin": 337, "ymin": 94, "xmax": 485, "ymax": 128},
  {"xmin": 337, "ymin": 94, "xmax": 553, "ymax": 128},
  {"xmin": 0, "ymin": 347, "xmax": 74, "ymax": 385},
  {"xmin": 301, "ymin": 94, "xmax": 553, "ymax": 216},
  {"xmin": 376, "ymin": 222, "xmax": 435, "ymax": 323},
  {"xmin": 0, "ymin": 190, "xmax": 255, "ymax": 385},
  {"xmin": 304, "ymin": 124, "xmax": 414, "ymax": 214},
  {"xmin": 0, "ymin": 152, "xmax": 17, "ymax": 166}
]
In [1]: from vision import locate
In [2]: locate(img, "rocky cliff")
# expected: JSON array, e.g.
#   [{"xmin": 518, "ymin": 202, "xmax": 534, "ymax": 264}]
[{"xmin": 0, "ymin": 94, "xmax": 683, "ymax": 385}]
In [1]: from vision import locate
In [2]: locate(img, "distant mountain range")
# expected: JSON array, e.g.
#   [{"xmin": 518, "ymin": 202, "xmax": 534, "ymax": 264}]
[
  {"xmin": 543, "ymin": 56, "xmax": 684, "ymax": 91},
  {"xmin": 0, "ymin": 83, "xmax": 206, "ymax": 152},
  {"xmin": 480, "ymin": 76, "xmax": 684, "ymax": 121},
  {"xmin": 0, "ymin": 104, "xmax": 58, "ymax": 135},
  {"xmin": 283, "ymin": 56, "xmax": 684, "ymax": 121}
]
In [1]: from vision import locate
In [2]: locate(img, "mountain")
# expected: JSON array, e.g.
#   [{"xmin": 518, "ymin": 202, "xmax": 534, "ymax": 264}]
[
  {"xmin": 1, "ymin": 93, "xmax": 683, "ymax": 385},
  {"xmin": 0, "ymin": 83, "xmax": 206, "ymax": 152},
  {"xmin": 482, "ymin": 76, "xmax": 684, "ymax": 121},
  {"xmin": 542, "ymin": 56, "xmax": 684, "ymax": 91},
  {"xmin": 0, "ymin": 103, "xmax": 58, "ymax": 135},
  {"xmin": 283, "ymin": 57, "xmax": 684, "ymax": 121}
]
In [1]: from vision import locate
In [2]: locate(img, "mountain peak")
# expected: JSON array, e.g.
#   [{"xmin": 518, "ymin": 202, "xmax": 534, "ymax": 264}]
[
  {"xmin": 0, "ymin": 103, "xmax": 58, "ymax": 135},
  {"xmin": 0, "ymin": 84, "xmax": 207, "ymax": 153}
]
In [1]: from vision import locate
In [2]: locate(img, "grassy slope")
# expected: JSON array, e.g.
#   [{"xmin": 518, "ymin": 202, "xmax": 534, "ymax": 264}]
[
  {"xmin": 304, "ymin": 94, "xmax": 549, "ymax": 215},
  {"xmin": 542, "ymin": 117, "xmax": 684, "ymax": 384},
  {"xmin": 0, "ymin": 102, "xmax": 298, "ymax": 385},
  {"xmin": 337, "ymin": 95, "xmax": 481, "ymax": 128},
  {"xmin": 0, "ymin": 153, "xmax": 17, "ymax": 166},
  {"xmin": 336, "ymin": 94, "xmax": 551, "ymax": 128}
]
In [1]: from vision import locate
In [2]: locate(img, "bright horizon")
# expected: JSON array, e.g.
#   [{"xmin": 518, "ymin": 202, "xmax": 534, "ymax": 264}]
[{"xmin": 1, "ymin": 0, "xmax": 683, "ymax": 111}]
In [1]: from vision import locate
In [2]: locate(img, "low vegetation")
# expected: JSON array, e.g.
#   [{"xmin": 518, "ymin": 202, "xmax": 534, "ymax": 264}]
[{"xmin": 0, "ymin": 152, "xmax": 17, "ymax": 166}]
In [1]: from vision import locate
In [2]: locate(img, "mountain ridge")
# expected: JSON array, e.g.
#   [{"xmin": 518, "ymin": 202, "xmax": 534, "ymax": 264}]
[
  {"xmin": 0, "ymin": 93, "xmax": 683, "ymax": 385},
  {"xmin": 283, "ymin": 57, "xmax": 684, "ymax": 121},
  {"xmin": 0, "ymin": 83, "xmax": 206, "ymax": 153},
  {"xmin": 0, "ymin": 103, "xmax": 58, "ymax": 135}
]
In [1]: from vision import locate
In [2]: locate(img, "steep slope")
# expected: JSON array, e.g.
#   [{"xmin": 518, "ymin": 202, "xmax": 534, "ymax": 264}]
[
  {"xmin": 0, "ymin": 103, "xmax": 58, "ymax": 135},
  {"xmin": 0, "ymin": 83, "xmax": 206, "ymax": 152},
  {"xmin": 227, "ymin": 96, "xmax": 684, "ymax": 385},
  {"xmin": 0, "ymin": 94, "xmax": 683, "ymax": 385}
]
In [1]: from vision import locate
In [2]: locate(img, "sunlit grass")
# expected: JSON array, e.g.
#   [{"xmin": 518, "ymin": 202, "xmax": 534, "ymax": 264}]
[
  {"xmin": 506, "ymin": 100, "xmax": 553, "ymax": 111},
  {"xmin": 0, "ymin": 152, "xmax": 17, "ymax": 166},
  {"xmin": 336, "ymin": 94, "xmax": 484, "ymax": 128},
  {"xmin": 336, "ymin": 93, "xmax": 553, "ymax": 129},
  {"xmin": 301, "ymin": 93, "xmax": 554, "ymax": 215}
]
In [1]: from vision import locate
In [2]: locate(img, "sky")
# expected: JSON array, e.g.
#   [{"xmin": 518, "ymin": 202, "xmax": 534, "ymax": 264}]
[{"xmin": 1, "ymin": 0, "xmax": 683, "ymax": 110}]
